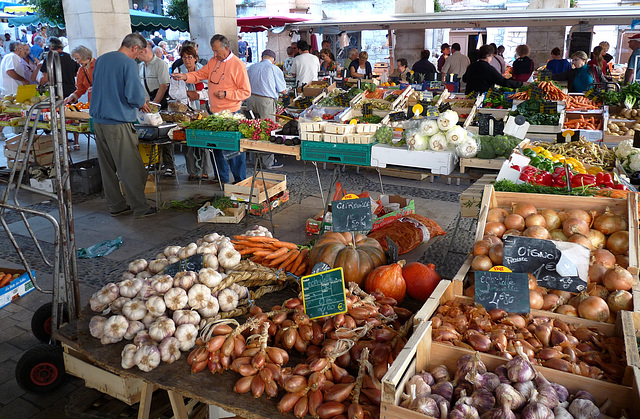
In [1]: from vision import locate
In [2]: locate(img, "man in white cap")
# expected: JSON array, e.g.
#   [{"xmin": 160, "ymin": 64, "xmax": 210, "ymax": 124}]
[
  {"xmin": 626, "ymin": 33, "xmax": 640, "ymax": 84},
  {"xmin": 246, "ymin": 49, "xmax": 287, "ymax": 169}
]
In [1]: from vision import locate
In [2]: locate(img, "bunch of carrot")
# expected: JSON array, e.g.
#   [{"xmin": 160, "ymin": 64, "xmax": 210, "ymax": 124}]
[
  {"xmin": 563, "ymin": 115, "xmax": 603, "ymax": 130},
  {"xmin": 566, "ymin": 95, "xmax": 600, "ymax": 111},
  {"xmin": 231, "ymin": 236, "xmax": 309, "ymax": 276},
  {"xmin": 0, "ymin": 272, "xmax": 18, "ymax": 288}
]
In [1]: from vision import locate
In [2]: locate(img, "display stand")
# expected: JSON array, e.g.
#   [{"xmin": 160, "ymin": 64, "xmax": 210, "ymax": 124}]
[{"xmin": 139, "ymin": 138, "xmax": 174, "ymax": 212}]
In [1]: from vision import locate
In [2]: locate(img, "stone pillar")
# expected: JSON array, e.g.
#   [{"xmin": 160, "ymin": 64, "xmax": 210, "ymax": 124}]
[
  {"xmin": 187, "ymin": 0, "xmax": 238, "ymax": 60},
  {"xmin": 62, "ymin": 0, "xmax": 132, "ymax": 57},
  {"xmin": 527, "ymin": 0, "xmax": 569, "ymax": 70},
  {"xmin": 394, "ymin": 0, "xmax": 433, "ymax": 71}
]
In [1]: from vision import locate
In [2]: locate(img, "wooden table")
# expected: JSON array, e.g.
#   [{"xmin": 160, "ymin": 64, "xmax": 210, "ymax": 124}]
[{"xmin": 239, "ymin": 139, "xmax": 301, "ymax": 160}]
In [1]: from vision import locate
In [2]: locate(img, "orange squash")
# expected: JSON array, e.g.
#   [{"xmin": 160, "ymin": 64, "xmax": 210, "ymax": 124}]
[
  {"xmin": 308, "ymin": 232, "xmax": 386, "ymax": 287},
  {"xmin": 364, "ymin": 260, "xmax": 407, "ymax": 303}
]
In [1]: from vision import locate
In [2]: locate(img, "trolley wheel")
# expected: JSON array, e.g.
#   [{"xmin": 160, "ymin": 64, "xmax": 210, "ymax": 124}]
[
  {"xmin": 31, "ymin": 302, "xmax": 53, "ymax": 342},
  {"xmin": 15, "ymin": 344, "xmax": 68, "ymax": 393}
]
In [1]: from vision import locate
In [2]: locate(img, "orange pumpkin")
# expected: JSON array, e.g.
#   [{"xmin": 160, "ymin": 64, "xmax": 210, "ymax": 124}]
[
  {"xmin": 364, "ymin": 260, "xmax": 407, "ymax": 303},
  {"xmin": 308, "ymin": 232, "xmax": 386, "ymax": 287}
]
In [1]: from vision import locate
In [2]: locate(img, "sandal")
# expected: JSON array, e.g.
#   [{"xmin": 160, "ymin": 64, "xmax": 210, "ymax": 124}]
[
  {"xmin": 201, "ymin": 174, "xmax": 209, "ymax": 180},
  {"xmin": 73, "ymin": 144, "xmax": 80, "ymax": 150},
  {"xmin": 188, "ymin": 174, "xmax": 198, "ymax": 181}
]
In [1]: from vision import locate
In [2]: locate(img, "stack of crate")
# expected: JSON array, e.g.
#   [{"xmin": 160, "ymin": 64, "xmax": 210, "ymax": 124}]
[
  {"xmin": 3, "ymin": 135, "xmax": 55, "ymax": 169},
  {"xmin": 299, "ymin": 121, "xmax": 324, "ymax": 142}
]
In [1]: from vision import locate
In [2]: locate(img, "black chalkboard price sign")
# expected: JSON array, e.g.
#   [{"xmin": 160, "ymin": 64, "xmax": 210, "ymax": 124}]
[
  {"xmin": 163, "ymin": 254, "xmax": 204, "ymax": 276},
  {"xmin": 502, "ymin": 236, "xmax": 589, "ymax": 292},
  {"xmin": 332, "ymin": 198, "xmax": 373, "ymax": 233},
  {"xmin": 474, "ymin": 271, "xmax": 530, "ymax": 313},
  {"xmin": 301, "ymin": 267, "xmax": 348, "ymax": 319}
]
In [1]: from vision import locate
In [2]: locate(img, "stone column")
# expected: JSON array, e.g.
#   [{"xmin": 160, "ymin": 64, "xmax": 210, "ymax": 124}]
[
  {"xmin": 187, "ymin": 0, "xmax": 238, "ymax": 60},
  {"xmin": 394, "ymin": 0, "xmax": 433, "ymax": 72},
  {"xmin": 62, "ymin": 0, "xmax": 132, "ymax": 57},
  {"xmin": 527, "ymin": 0, "xmax": 570, "ymax": 70}
]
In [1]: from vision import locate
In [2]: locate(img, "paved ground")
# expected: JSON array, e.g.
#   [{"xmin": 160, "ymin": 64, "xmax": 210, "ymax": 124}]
[{"xmin": 0, "ymin": 132, "xmax": 478, "ymax": 417}]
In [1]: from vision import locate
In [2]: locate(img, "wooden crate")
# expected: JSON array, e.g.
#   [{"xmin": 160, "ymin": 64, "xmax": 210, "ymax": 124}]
[
  {"xmin": 527, "ymin": 110, "xmax": 565, "ymax": 134},
  {"xmin": 224, "ymin": 172, "xmax": 286, "ymax": 204},
  {"xmin": 381, "ymin": 319, "xmax": 640, "ymax": 419},
  {"xmin": 65, "ymin": 109, "xmax": 91, "ymax": 120},
  {"xmin": 239, "ymin": 139, "xmax": 301, "ymax": 160},
  {"xmin": 621, "ymin": 310, "xmax": 640, "ymax": 370},
  {"xmin": 459, "ymin": 173, "xmax": 497, "ymax": 218},
  {"xmin": 459, "ymin": 157, "xmax": 505, "ymax": 173},
  {"xmin": 197, "ymin": 204, "xmax": 245, "ymax": 224}
]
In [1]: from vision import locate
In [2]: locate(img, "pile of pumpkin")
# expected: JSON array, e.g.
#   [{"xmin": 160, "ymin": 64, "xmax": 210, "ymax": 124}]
[{"xmin": 469, "ymin": 204, "xmax": 637, "ymax": 323}]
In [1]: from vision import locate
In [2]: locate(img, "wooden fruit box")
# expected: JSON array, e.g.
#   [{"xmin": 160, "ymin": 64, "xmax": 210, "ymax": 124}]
[
  {"xmin": 459, "ymin": 173, "xmax": 497, "ymax": 218},
  {"xmin": 604, "ymin": 119, "xmax": 635, "ymax": 144},
  {"xmin": 197, "ymin": 203, "xmax": 245, "ymax": 224},
  {"xmin": 380, "ymin": 318, "xmax": 640, "ymax": 419},
  {"xmin": 224, "ymin": 172, "xmax": 286, "ymax": 204},
  {"xmin": 477, "ymin": 107, "xmax": 510, "ymax": 119},
  {"xmin": 338, "ymin": 108, "xmax": 390, "ymax": 134},
  {"xmin": 65, "ymin": 109, "xmax": 91, "ymax": 120},
  {"xmin": 621, "ymin": 310, "xmax": 640, "ymax": 370},
  {"xmin": 300, "ymin": 131, "xmax": 323, "ymax": 142},
  {"xmin": 239, "ymin": 139, "xmax": 301, "ymax": 160},
  {"xmin": 458, "ymin": 157, "xmax": 505, "ymax": 174},
  {"xmin": 526, "ymin": 110, "xmax": 565, "ymax": 134}
]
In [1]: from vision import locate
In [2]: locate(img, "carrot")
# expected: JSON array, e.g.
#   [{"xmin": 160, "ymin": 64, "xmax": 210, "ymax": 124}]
[
  {"xmin": 294, "ymin": 261, "xmax": 308, "ymax": 276},
  {"xmin": 279, "ymin": 250, "xmax": 300, "ymax": 272},
  {"xmin": 272, "ymin": 241, "xmax": 298, "ymax": 250},
  {"xmin": 0, "ymin": 273, "xmax": 12, "ymax": 288},
  {"xmin": 264, "ymin": 247, "xmax": 289, "ymax": 259},
  {"xmin": 253, "ymin": 250, "xmax": 274, "ymax": 257},
  {"xmin": 250, "ymin": 255, "xmax": 265, "ymax": 264},
  {"xmin": 239, "ymin": 248, "xmax": 261, "ymax": 256},
  {"xmin": 268, "ymin": 251, "xmax": 292, "ymax": 267},
  {"xmin": 289, "ymin": 248, "xmax": 309, "ymax": 274},
  {"xmin": 245, "ymin": 236, "xmax": 278, "ymax": 243}
]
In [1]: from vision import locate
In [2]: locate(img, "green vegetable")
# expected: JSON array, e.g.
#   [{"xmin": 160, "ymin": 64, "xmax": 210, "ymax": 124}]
[
  {"xmin": 374, "ymin": 125, "xmax": 394, "ymax": 144},
  {"xmin": 522, "ymin": 148, "xmax": 537, "ymax": 158},
  {"xmin": 184, "ymin": 115, "xmax": 240, "ymax": 132},
  {"xmin": 211, "ymin": 196, "xmax": 234, "ymax": 211},
  {"xmin": 476, "ymin": 135, "xmax": 521, "ymax": 159},
  {"xmin": 493, "ymin": 179, "xmax": 598, "ymax": 196}
]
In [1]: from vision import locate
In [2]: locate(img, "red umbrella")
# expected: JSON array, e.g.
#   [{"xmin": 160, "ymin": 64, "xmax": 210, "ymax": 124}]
[{"xmin": 237, "ymin": 15, "xmax": 311, "ymax": 33}]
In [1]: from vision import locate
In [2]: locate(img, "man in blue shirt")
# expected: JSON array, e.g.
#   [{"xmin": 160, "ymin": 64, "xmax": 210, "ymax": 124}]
[
  {"xmin": 246, "ymin": 49, "xmax": 287, "ymax": 169},
  {"xmin": 89, "ymin": 33, "xmax": 156, "ymax": 219},
  {"xmin": 30, "ymin": 36, "xmax": 44, "ymax": 62},
  {"xmin": 626, "ymin": 34, "xmax": 640, "ymax": 84}
]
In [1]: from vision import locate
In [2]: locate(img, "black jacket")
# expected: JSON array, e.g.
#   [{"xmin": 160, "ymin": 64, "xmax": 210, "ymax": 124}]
[
  {"xmin": 412, "ymin": 59, "xmax": 437, "ymax": 81},
  {"xmin": 552, "ymin": 64, "xmax": 606, "ymax": 93},
  {"xmin": 462, "ymin": 60, "xmax": 522, "ymax": 94}
]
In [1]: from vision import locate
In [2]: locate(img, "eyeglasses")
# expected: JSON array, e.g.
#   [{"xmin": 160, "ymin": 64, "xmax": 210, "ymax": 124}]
[{"xmin": 210, "ymin": 61, "xmax": 226, "ymax": 85}]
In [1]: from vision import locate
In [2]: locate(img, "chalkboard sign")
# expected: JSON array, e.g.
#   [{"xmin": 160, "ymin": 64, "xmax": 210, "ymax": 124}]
[
  {"xmin": 529, "ymin": 85, "xmax": 544, "ymax": 100},
  {"xmin": 425, "ymin": 106, "xmax": 440, "ymax": 120},
  {"xmin": 311, "ymin": 262, "xmax": 331, "ymax": 275},
  {"xmin": 569, "ymin": 32, "xmax": 593, "ymax": 59},
  {"xmin": 538, "ymin": 69, "xmax": 553, "ymax": 82},
  {"xmin": 474, "ymin": 271, "xmax": 530, "ymax": 313},
  {"xmin": 540, "ymin": 101, "xmax": 557, "ymax": 115},
  {"xmin": 332, "ymin": 198, "xmax": 373, "ymax": 233},
  {"xmin": 585, "ymin": 87, "xmax": 602, "ymax": 103},
  {"xmin": 301, "ymin": 267, "xmax": 347, "ymax": 319},
  {"xmin": 502, "ymin": 236, "xmax": 589, "ymax": 292},
  {"xmin": 163, "ymin": 254, "xmax": 204, "ymax": 276},
  {"xmin": 486, "ymin": 88, "xmax": 502, "ymax": 100}
]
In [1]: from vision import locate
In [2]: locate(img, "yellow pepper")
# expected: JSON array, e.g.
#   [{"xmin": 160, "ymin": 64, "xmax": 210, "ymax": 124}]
[
  {"xmin": 531, "ymin": 146, "xmax": 545, "ymax": 153},
  {"xmin": 539, "ymin": 150, "xmax": 553, "ymax": 159},
  {"xmin": 552, "ymin": 154, "xmax": 565, "ymax": 163},
  {"xmin": 587, "ymin": 166, "xmax": 604, "ymax": 174},
  {"xmin": 574, "ymin": 167, "xmax": 587, "ymax": 174}
]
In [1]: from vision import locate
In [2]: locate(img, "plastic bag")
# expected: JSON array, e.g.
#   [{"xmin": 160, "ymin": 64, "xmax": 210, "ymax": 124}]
[
  {"xmin": 77, "ymin": 237, "xmax": 123, "ymax": 258},
  {"xmin": 137, "ymin": 110, "xmax": 163, "ymax": 126},
  {"xmin": 169, "ymin": 78, "xmax": 189, "ymax": 104},
  {"xmin": 198, "ymin": 206, "xmax": 225, "ymax": 222}
]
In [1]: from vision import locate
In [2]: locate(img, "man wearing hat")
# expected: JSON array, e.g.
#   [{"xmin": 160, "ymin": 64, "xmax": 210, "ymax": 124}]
[
  {"xmin": 246, "ymin": 49, "xmax": 287, "ymax": 169},
  {"xmin": 625, "ymin": 34, "xmax": 640, "ymax": 84}
]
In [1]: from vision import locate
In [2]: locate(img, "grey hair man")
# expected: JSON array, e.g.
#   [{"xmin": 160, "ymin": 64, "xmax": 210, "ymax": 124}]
[{"xmin": 0, "ymin": 41, "xmax": 28, "ymax": 95}]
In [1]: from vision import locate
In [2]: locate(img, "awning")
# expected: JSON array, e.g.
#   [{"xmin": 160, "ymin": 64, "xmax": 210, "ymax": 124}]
[
  {"xmin": 237, "ymin": 14, "xmax": 310, "ymax": 33},
  {"xmin": 130, "ymin": 9, "xmax": 188, "ymax": 32},
  {"xmin": 3, "ymin": 4, "xmax": 35, "ymax": 14},
  {"xmin": 8, "ymin": 13, "xmax": 64, "ymax": 29}
]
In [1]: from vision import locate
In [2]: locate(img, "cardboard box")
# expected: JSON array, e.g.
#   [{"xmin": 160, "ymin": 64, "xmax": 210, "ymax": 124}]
[
  {"xmin": 303, "ymin": 81, "xmax": 336, "ymax": 97},
  {"xmin": 0, "ymin": 268, "xmax": 35, "ymax": 309},
  {"xmin": 237, "ymin": 190, "xmax": 289, "ymax": 216},
  {"xmin": 29, "ymin": 178, "xmax": 56, "ymax": 193},
  {"xmin": 197, "ymin": 204, "xmax": 245, "ymax": 223},
  {"xmin": 224, "ymin": 172, "xmax": 286, "ymax": 204}
]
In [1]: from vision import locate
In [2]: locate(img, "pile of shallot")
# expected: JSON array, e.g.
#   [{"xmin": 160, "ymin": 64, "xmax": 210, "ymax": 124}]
[
  {"xmin": 402, "ymin": 349, "xmax": 625, "ymax": 418},
  {"xmin": 470, "ymin": 204, "xmax": 637, "ymax": 322}
]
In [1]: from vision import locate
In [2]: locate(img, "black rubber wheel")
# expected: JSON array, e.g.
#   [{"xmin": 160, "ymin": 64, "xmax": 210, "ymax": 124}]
[
  {"xmin": 31, "ymin": 302, "xmax": 52, "ymax": 342},
  {"xmin": 15, "ymin": 344, "xmax": 67, "ymax": 393}
]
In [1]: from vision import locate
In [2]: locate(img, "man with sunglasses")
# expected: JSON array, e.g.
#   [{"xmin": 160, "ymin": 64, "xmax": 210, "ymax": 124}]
[{"xmin": 172, "ymin": 34, "xmax": 251, "ymax": 184}]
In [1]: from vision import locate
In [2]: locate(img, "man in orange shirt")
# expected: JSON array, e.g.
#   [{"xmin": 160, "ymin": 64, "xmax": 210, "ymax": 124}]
[{"xmin": 172, "ymin": 34, "xmax": 251, "ymax": 183}]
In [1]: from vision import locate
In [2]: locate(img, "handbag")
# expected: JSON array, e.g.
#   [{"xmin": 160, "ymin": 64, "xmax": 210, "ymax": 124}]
[{"xmin": 142, "ymin": 65, "xmax": 170, "ymax": 109}]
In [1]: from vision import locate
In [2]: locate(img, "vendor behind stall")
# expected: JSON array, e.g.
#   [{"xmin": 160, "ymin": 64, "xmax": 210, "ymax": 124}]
[
  {"xmin": 291, "ymin": 40, "xmax": 320, "ymax": 86},
  {"xmin": 552, "ymin": 50, "xmax": 607, "ymax": 93},
  {"xmin": 412, "ymin": 50, "xmax": 436, "ymax": 82},
  {"xmin": 349, "ymin": 51, "xmax": 372, "ymax": 79},
  {"xmin": 390, "ymin": 58, "xmax": 409, "ymax": 82},
  {"xmin": 462, "ymin": 45, "xmax": 523, "ymax": 94},
  {"xmin": 546, "ymin": 47, "xmax": 571, "ymax": 75}
]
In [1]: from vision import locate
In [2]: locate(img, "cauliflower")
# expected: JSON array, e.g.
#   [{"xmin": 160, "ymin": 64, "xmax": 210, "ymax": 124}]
[
  {"xmin": 429, "ymin": 133, "xmax": 448, "ymax": 151},
  {"xmin": 420, "ymin": 119, "xmax": 440, "ymax": 136},
  {"xmin": 629, "ymin": 152, "xmax": 640, "ymax": 172},
  {"xmin": 446, "ymin": 125, "xmax": 467, "ymax": 145},
  {"xmin": 615, "ymin": 139, "xmax": 636, "ymax": 160},
  {"xmin": 456, "ymin": 138, "xmax": 479, "ymax": 158},
  {"xmin": 436, "ymin": 110, "xmax": 459, "ymax": 132}
]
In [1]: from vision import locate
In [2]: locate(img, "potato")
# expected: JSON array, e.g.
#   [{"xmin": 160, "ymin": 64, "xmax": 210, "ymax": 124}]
[{"xmin": 632, "ymin": 109, "xmax": 638, "ymax": 117}]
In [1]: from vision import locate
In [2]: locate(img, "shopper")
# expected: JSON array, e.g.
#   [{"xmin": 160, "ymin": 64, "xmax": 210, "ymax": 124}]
[
  {"xmin": 462, "ymin": 45, "xmax": 523, "ymax": 94},
  {"xmin": 238, "ymin": 35, "xmax": 248, "ymax": 62},
  {"xmin": 441, "ymin": 43, "xmax": 470, "ymax": 89},
  {"xmin": 343, "ymin": 48, "xmax": 358, "ymax": 74},
  {"xmin": 283, "ymin": 46, "xmax": 295, "ymax": 76},
  {"xmin": 497, "ymin": 45, "xmax": 505, "ymax": 57},
  {"xmin": 437, "ymin": 43, "xmax": 450, "ymax": 73},
  {"xmin": 89, "ymin": 33, "xmax": 156, "ymax": 219},
  {"xmin": 291, "ymin": 40, "xmax": 320, "ymax": 86},
  {"xmin": 171, "ymin": 41, "xmax": 207, "ymax": 72},
  {"xmin": 488, "ymin": 43, "xmax": 505, "ymax": 75},
  {"xmin": 599, "ymin": 41, "xmax": 614, "ymax": 64},
  {"xmin": 553, "ymin": 50, "xmax": 607, "ymax": 93},
  {"xmin": 246, "ymin": 49, "xmax": 287, "ymax": 170},
  {"xmin": 290, "ymin": 42, "xmax": 299, "ymax": 57},
  {"xmin": 626, "ymin": 34, "xmax": 640, "ymax": 84},
  {"xmin": 588, "ymin": 46, "xmax": 608, "ymax": 75},
  {"xmin": 546, "ymin": 47, "xmax": 571, "ymax": 75},
  {"xmin": 391, "ymin": 58, "xmax": 410, "ymax": 82},
  {"xmin": 1, "ymin": 42, "xmax": 29, "ymax": 96},
  {"xmin": 20, "ymin": 43, "xmax": 41, "ymax": 84},
  {"xmin": 412, "ymin": 50, "xmax": 437, "ymax": 82},
  {"xmin": 349, "ymin": 51, "xmax": 372, "ymax": 79},
  {"xmin": 171, "ymin": 34, "xmax": 251, "ymax": 185},
  {"xmin": 321, "ymin": 39, "xmax": 331, "ymax": 51},
  {"xmin": 40, "ymin": 37, "xmax": 79, "ymax": 98},
  {"xmin": 30, "ymin": 36, "xmax": 44, "ymax": 61},
  {"xmin": 320, "ymin": 48, "xmax": 337, "ymax": 72},
  {"xmin": 512, "ymin": 45, "xmax": 534, "ymax": 82}
]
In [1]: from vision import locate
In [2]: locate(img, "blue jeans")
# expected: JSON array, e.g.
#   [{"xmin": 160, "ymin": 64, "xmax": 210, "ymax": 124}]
[{"xmin": 212, "ymin": 150, "xmax": 246, "ymax": 184}]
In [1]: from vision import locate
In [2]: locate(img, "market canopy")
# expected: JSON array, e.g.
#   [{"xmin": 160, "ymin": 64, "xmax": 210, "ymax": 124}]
[
  {"xmin": 130, "ymin": 9, "xmax": 188, "ymax": 32},
  {"xmin": 237, "ymin": 14, "xmax": 310, "ymax": 33},
  {"xmin": 1, "ymin": 2, "xmax": 35, "ymax": 14},
  {"xmin": 7, "ymin": 13, "xmax": 64, "ymax": 29}
]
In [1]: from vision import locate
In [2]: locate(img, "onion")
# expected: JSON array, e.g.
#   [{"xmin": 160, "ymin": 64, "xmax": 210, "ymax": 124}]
[
  {"xmin": 472, "ymin": 240, "xmax": 492, "ymax": 257},
  {"xmin": 530, "ymin": 290, "xmax": 544, "ymax": 309},
  {"xmin": 567, "ymin": 234, "xmax": 594, "ymax": 250},
  {"xmin": 524, "ymin": 225, "xmax": 550, "ymax": 240},
  {"xmin": 586, "ymin": 283, "xmax": 609, "ymax": 300},
  {"xmin": 588, "ymin": 263, "xmax": 608, "ymax": 284},
  {"xmin": 549, "ymin": 289, "xmax": 573, "ymax": 301},
  {"xmin": 489, "ymin": 243, "xmax": 503, "ymax": 265},
  {"xmin": 586, "ymin": 229, "xmax": 606, "ymax": 249},
  {"xmin": 525, "ymin": 214, "xmax": 547, "ymax": 229},
  {"xmin": 563, "ymin": 218, "xmax": 590, "ymax": 237},
  {"xmin": 539, "ymin": 209, "xmax": 561, "ymax": 230},
  {"xmin": 578, "ymin": 296, "xmax": 610, "ymax": 322},
  {"xmin": 593, "ymin": 209, "xmax": 627, "ymax": 235},
  {"xmin": 602, "ymin": 265, "xmax": 637, "ymax": 292},
  {"xmin": 465, "ymin": 285, "xmax": 475, "ymax": 297},
  {"xmin": 556, "ymin": 304, "xmax": 578, "ymax": 316},
  {"xmin": 549, "ymin": 229, "xmax": 568, "ymax": 241},
  {"xmin": 512, "ymin": 203, "xmax": 537, "ymax": 219},
  {"xmin": 607, "ymin": 290, "xmax": 633, "ymax": 313},
  {"xmin": 504, "ymin": 229, "xmax": 522, "ymax": 237},
  {"xmin": 471, "ymin": 255, "xmax": 493, "ymax": 271},
  {"xmin": 542, "ymin": 293, "xmax": 560, "ymax": 310},
  {"xmin": 483, "ymin": 235, "xmax": 503, "ymax": 245},
  {"xmin": 565, "ymin": 209, "xmax": 591, "ymax": 225},
  {"xmin": 484, "ymin": 222, "xmax": 506, "ymax": 238},
  {"xmin": 488, "ymin": 208, "xmax": 509, "ymax": 223},
  {"xmin": 528, "ymin": 273, "xmax": 538, "ymax": 290},
  {"xmin": 615, "ymin": 254, "xmax": 629, "ymax": 268},
  {"xmin": 591, "ymin": 248, "xmax": 616, "ymax": 269},
  {"xmin": 504, "ymin": 214, "xmax": 526, "ymax": 231},
  {"xmin": 606, "ymin": 231, "xmax": 629, "ymax": 255}
]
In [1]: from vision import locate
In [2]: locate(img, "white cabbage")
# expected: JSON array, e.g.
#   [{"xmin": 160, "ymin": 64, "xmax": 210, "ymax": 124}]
[
  {"xmin": 456, "ymin": 139, "xmax": 479, "ymax": 158},
  {"xmin": 446, "ymin": 125, "xmax": 467, "ymax": 145},
  {"xmin": 429, "ymin": 133, "xmax": 448, "ymax": 151},
  {"xmin": 420, "ymin": 119, "xmax": 440, "ymax": 136},
  {"xmin": 437, "ymin": 110, "xmax": 459, "ymax": 131}
]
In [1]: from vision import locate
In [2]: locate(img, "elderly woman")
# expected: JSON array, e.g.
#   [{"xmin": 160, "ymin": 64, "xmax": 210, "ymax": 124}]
[
  {"xmin": 552, "ymin": 50, "xmax": 607, "ymax": 93},
  {"xmin": 64, "ymin": 45, "xmax": 95, "ymax": 150},
  {"xmin": 512, "ymin": 44, "xmax": 534, "ymax": 82},
  {"xmin": 349, "ymin": 51, "xmax": 372, "ymax": 79}
]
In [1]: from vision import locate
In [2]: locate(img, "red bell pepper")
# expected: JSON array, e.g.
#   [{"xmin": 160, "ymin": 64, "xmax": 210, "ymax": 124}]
[
  {"xmin": 570, "ymin": 174, "xmax": 597, "ymax": 188},
  {"xmin": 596, "ymin": 172, "xmax": 614, "ymax": 188},
  {"xmin": 534, "ymin": 171, "xmax": 552, "ymax": 187},
  {"xmin": 612, "ymin": 183, "xmax": 628, "ymax": 190},
  {"xmin": 551, "ymin": 167, "xmax": 571, "ymax": 188},
  {"xmin": 519, "ymin": 165, "xmax": 538, "ymax": 183}
]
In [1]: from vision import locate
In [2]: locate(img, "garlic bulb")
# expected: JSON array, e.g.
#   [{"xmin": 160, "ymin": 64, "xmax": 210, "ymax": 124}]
[
  {"xmin": 203, "ymin": 233, "xmax": 220, "ymax": 243},
  {"xmin": 133, "ymin": 344, "xmax": 161, "ymax": 372},
  {"xmin": 134, "ymin": 330, "xmax": 153, "ymax": 346},
  {"xmin": 122, "ymin": 298, "xmax": 148, "ymax": 321},
  {"xmin": 148, "ymin": 258, "xmax": 169, "ymax": 274},
  {"xmin": 218, "ymin": 288, "xmax": 239, "ymax": 312},
  {"xmin": 164, "ymin": 245, "xmax": 181, "ymax": 258},
  {"xmin": 159, "ymin": 336, "xmax": 182, "ymax": 364},
  {"xmin": 128, "ymin": 259, "xmax": 149, "ymax": 274},
  {"xmin": 101, "ymin": 315, "xmax": 129, "ymax": 344},
  {"xmin": 145, "ymin": 295, "xmax": 166, "ymax": 317},
  {"xmin": 203, "ymin": 254, "xmax": 219, "ymax": 271},
  {"xmin": 199, "ymin": 268, "xmax": 222, "ymax": 288},
  {"xmin": 119, "ymin": 278, "xmax": 144, "ymax": 298},
  {"xmin": 136, "ymin": 271, "xmax": 152, "ymax": 280},
  {"xmin": 141, "ymin": 312, "xmax": 157, "ymax": 328},
  {"xmin": 174, "ymin": 271, "xmax": 197, "ymax": 290},
  {"xmin": 198, "ymin": 296, "xmax": 219, "ymax": 318},
  {"xmin": 151, "ymin": 274, "xmax": 173, "ymax": 294},
  {"xmin": 168, "ymin": 255, "xmax": 180, "ymax": 264},
  {"xmin": 230, "ymin": 283, "xmax": 248, "ymax": 300},
  {"xmin": 177, "ymin": 243, "xmax": 198, "ymax": 260},
  {"xmin": 196, "ymin": 243, "xmax": 217, "ymax": 254},
  {"xmin": 173, "ymin": 310, "xmax": 201, "ymax": 326},
  {"xmin": 148, "ymin": 316, "xmax": 176, "ymax": 342},
  {"xmin": 121, "ymin": 271, "xmax": 135, "ymax": 281},
  {"xmin": 136, "ymin": 279, "xmax": 155, "ymax": 300},
  {"xmin": 89, "ymin": 316, "xmax": 106, "ymax": 339},
  {"xmin": 188, "ymin": 284, "xmax": 212, "ymax": 310},
  {"xmin": 89, "ymin": 283, "xmax": 120, "ymax": 312},
  {"xmin": 164, "ymin": 287, "xmax": 188, "ymax": 311},
  {"xmin": 217, "ymin": 246, "xmax": 241, "ymax": 270},
  {"xmin": 121, "ymin": 344, "xmax": 138, "ymax": 369},
  {"xmin": 175, "ymin": 323, "xmax": 198, "ymax": 351},
  {"xmin": 124, "ymin": 320, "xmax": 145, "ymax": 340}
]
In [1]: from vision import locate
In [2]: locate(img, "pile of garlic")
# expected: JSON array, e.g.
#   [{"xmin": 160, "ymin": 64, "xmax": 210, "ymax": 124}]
[
  {"xmin": 88, "ymin": 232, "xmax": 249, "ymax": 373},
  {"xmin": 241, "ymin": 225, "xmax": 273, "ymax": 237}
]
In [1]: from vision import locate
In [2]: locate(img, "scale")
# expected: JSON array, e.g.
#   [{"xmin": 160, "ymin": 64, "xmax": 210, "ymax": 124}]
[{"xmin": 134, "ymin": 123, "xmax": 177, "ymax": 141}]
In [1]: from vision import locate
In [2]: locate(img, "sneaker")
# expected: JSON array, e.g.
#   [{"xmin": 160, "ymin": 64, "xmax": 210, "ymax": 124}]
[
  {"xmin": 110, "ymin": 206, "xmax": 132, "ymax": 217},
  {"xmin": 268, "ymin": 160, "xmax": 283, "ymax": 169},
  {"xmin": 164, "ymin": 167, "xmax": 175, "ymax": 177},
  {"xmin": 135, "ymin": 207, "xmax": 158, "ymax": 219}
]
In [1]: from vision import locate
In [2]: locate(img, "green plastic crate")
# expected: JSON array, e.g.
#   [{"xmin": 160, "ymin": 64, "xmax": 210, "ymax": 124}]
[
  {"xmin": 186, "ymin": 129, "xmax": 241, "ymax": 151},
  {"xmin": 301, "ymin": 141, "xmax": 375, "ymax": 166}
]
